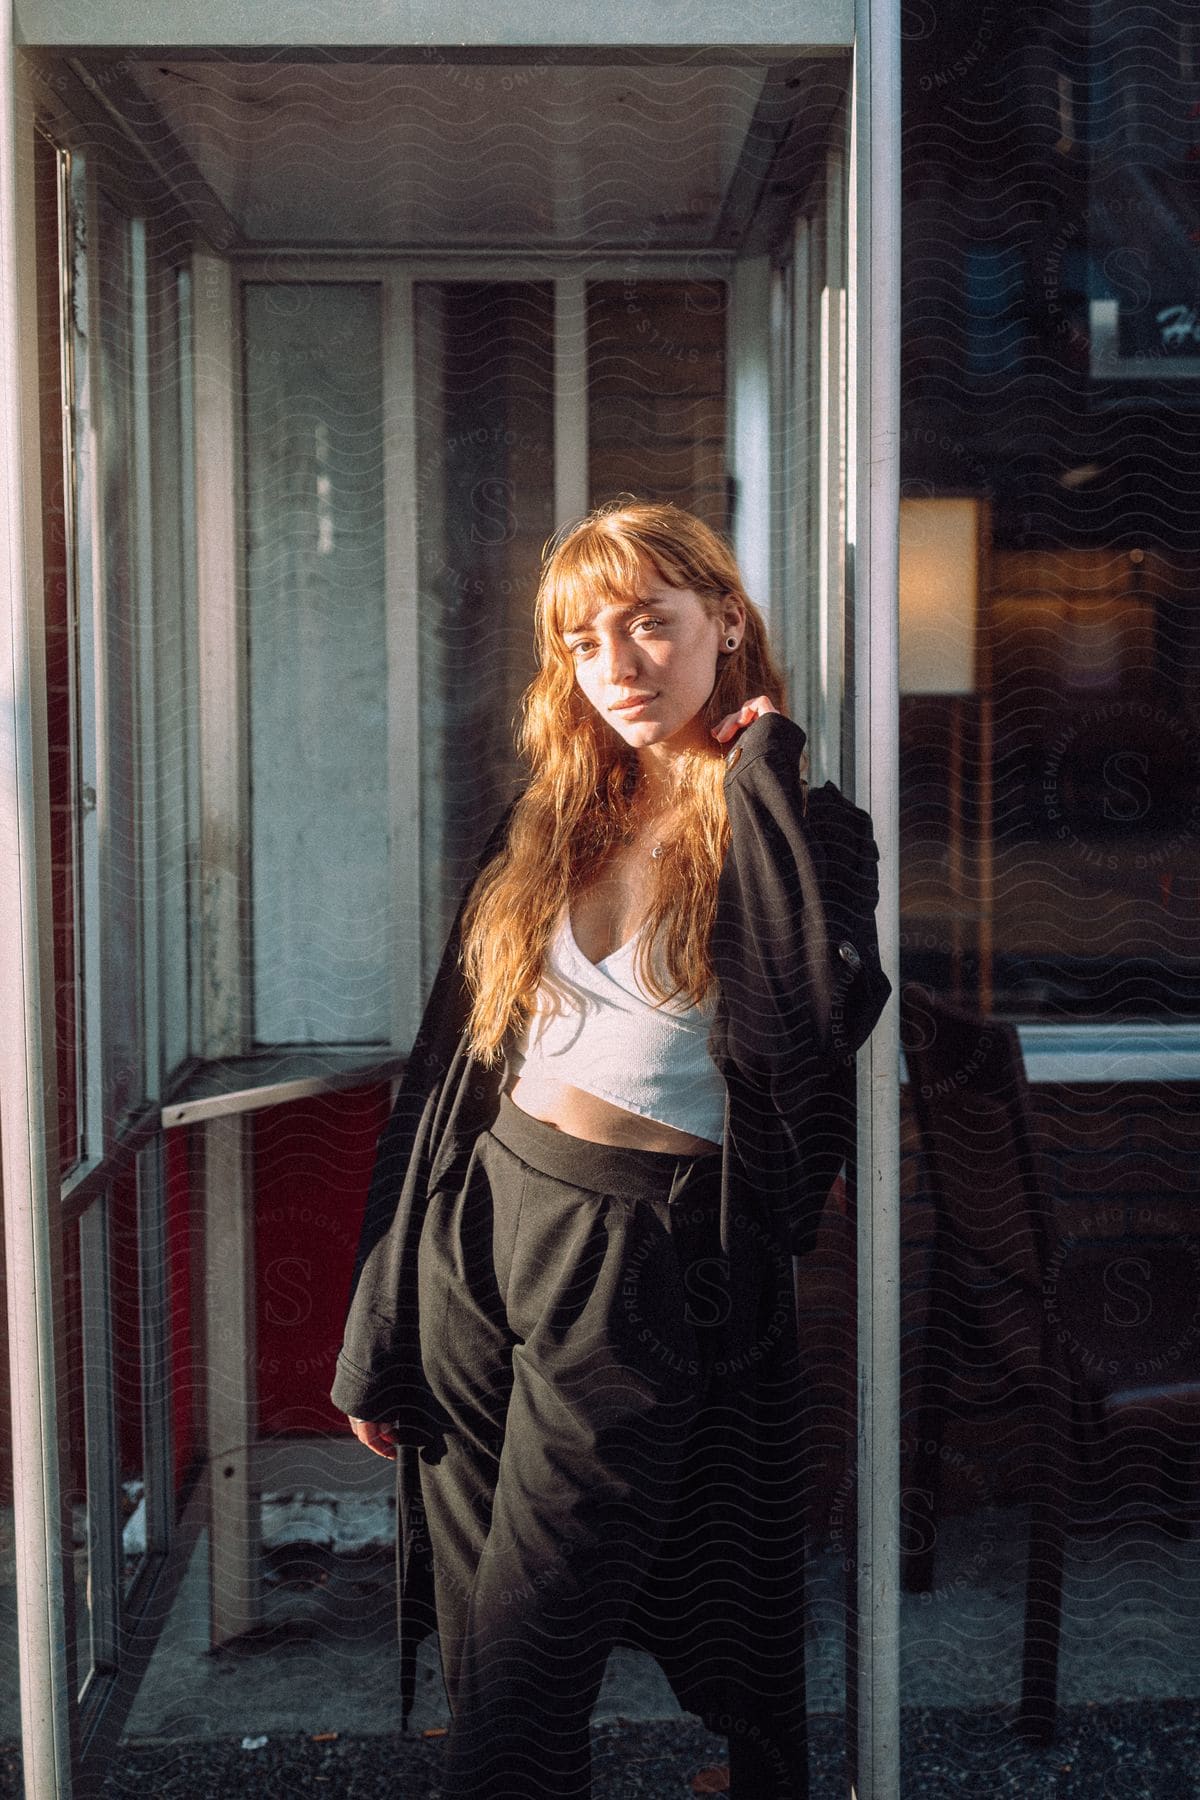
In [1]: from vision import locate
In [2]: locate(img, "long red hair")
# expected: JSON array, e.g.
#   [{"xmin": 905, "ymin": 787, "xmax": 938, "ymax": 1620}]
[{"xmin": 459, "ymin": 499, "xmax": 792, "ymax": 1067}]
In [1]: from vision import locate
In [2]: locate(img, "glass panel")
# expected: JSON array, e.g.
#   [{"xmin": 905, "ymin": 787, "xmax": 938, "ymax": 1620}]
[
  {"xmin": 413, "ymin": 281, "xmax": 556, "ymax": 990},
  {"xmin": 165, "ymin": 1128, "xmax": 200, "ymax": 1511},
  {"xmin": 899, "ymin": 36, "xmax": 1200, "ymax": 1025},
  {"xmin": 110, "ymin": 1163, "xmax": 145, "ymax": 1591},
  {"xmin": 62, "ymin": 1216, "xmax": 91, "ymax": 1694},
  {"xmin": 78, "ymin": 1194, "xmax": 121, "ymax": 1691},
  {"xmin": 243, "ymin": 282, "xmax": 389, "ymax": 1046},
  {"xmin": 133, "ymin": 1136, "xmax": 173, "ymax": 1558},
  {"xmin": 898, "ymin": 4, "xmax": 1200, "ymax": 1787},
  {"xmin": 95, "ymin": 188, "xmax": 144, "ymax": 1122},
  {"xmin": 587, "ymin": 279, "xmax": 728, "ymax": 532},
  {"xmin": 985, "ymin": 556, "xmax": 1199, "ymax": 1017}
]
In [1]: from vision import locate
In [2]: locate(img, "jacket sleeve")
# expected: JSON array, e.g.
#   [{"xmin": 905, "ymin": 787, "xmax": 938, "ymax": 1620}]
[
  {"xmin": 712, "ymin": 712, "xmax": 891, "ymax": 1258},
  {"xmin": 329, "ymin": 795, "xmax": 520, "ymax": 1427},
  {"xmin": 713, "ymin": 711, "xmax": 891, "ymax": 1084}
]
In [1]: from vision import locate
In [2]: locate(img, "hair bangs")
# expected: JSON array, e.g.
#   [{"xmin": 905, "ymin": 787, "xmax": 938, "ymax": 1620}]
[{"xmin": 545, "ymin": 525, "xmax": 666, "ymax": 640}]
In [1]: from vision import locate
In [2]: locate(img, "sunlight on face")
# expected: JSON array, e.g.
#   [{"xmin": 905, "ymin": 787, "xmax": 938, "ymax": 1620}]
[{"xmin": 564, "ymin": 573, "xmax": 739, "ymax": 758}]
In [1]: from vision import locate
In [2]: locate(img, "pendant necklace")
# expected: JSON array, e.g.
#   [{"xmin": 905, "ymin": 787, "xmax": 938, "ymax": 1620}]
[
  {"xmin": 623, "ymin": 771, "xmax": 677, "ymax": 859},
  {"xmin": 622, "ymin": 810, "xmax": 671, "ymax": 859}
]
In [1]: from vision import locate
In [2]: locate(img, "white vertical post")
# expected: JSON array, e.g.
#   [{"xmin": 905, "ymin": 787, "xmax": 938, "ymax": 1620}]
[
  {"xmin": 850, "ymin": 0, "xmax": 901, "ymax": 1795},
  {"xmin": 818, "ymin": 121, "xmax": 849, "ymax": 790},
  {"xmin": 192, "ymin": 249, "xmax": 246, "ymax": 1062},
  {"xmin": 70, "ymin": 153, "xmax": 104, "ymax": 1169},
  {"xmin": 0, "ymin": 30, "xmax": 76, "ymax": 1800},
  {"xmin": 729, "ymin": 254, "xmax": 772, "ymax": 617},
  {"xmin": 384, "ymin": 272, "xmax": 424, "ymax": 1025},
  {"xmin": 130, "ymin": 219, "xmax": 161, "ymax": 1103},
  {"xmin": 780, "ymin": 222, "xmax": 809, "ymax": 721},
  {"xmin": 177, "ymin": 264, "xmax": 203, "ymax": 1052},
  {"xmin": 191, "ymin": 249, "xmax": 260, "ymax": 1644},
  {"xmin": 767, "ymin": 253, "xmax": 789, "ymax": 627}
]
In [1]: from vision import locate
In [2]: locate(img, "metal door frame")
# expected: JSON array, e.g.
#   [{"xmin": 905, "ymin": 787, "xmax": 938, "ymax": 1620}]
[{"xmin": 1, "ymin": 12, "xmax": 901, "ymax": 1798}]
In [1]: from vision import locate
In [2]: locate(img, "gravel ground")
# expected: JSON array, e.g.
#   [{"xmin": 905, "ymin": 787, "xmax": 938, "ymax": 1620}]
[{"xmin": 1, "ymin": 1700, "xmax": 1198, "ymax": 1797}]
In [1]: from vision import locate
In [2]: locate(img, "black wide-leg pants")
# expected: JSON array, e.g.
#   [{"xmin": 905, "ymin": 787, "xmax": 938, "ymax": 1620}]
[{"xmin": 416, "ymin": 1090, "xmax": 808, "ymax": 1800}]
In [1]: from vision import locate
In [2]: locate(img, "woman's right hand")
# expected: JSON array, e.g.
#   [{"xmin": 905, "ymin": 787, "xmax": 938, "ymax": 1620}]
[
  {"xmin": 347, "ymin": 1416, "xmax": 399, "ymax": 1460},
  {"xmin": 710, "ymin": 694, "xmax": 781, "ymax": 744}
]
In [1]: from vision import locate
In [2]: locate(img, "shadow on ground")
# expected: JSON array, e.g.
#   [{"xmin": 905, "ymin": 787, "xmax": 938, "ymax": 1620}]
[{"xmin": 1, "ymin": 1701, "xmax": 1198, "ymax": 1798}]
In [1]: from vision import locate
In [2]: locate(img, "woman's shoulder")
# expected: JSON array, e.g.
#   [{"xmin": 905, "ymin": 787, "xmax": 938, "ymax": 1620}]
[
  {"xmin": 720, "ymin": 709, "xmax": 807, "ymax": 780},
  {"xmin": 806, "ymin": 778, "xmax": 878, "ymax": 834},
  {"xmin": 722, "ymin": 716, "xmax": 876, "ymax": 834}
]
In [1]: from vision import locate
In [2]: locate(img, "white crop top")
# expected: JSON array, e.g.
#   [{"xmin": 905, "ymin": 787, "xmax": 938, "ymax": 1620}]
[{"xmin": 506, "ymin": 903, "xmax": 727, "ymax": 1144}]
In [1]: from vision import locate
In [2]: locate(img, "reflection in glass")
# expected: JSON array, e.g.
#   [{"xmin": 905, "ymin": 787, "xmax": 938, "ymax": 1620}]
[
  {"xmin": 587, "ymin": 280, "xmax": 728, "ymax": 532},
  {"xmin": 895, "ymin": 987, "xmax": 1200, "ymax": 1776},
  {"xmin": 898, "ymin": 10, "xmax": 1200, "ymax": 1748},
  {"xmin": 900, "ymin": 549, "xmax": 1200, "ymax": 1020}
]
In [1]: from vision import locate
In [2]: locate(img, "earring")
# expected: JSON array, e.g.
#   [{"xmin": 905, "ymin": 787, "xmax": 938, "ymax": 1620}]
[{"xmin": 725, "ymin": 635, "xmax": 737, "ymax": 650}]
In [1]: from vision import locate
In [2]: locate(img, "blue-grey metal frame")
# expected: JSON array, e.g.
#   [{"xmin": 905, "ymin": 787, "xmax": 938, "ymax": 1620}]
[
  {"xmin": 0, "ymin": 13, "xmax": 898, "ymax": 1798},
  {"xmin": 850, "ymin": 3, "xmax": 902, "ymax": 1793},
  {"xmin": 1, "ymin": 33, "xmax": 79, "ymax": 1799}
]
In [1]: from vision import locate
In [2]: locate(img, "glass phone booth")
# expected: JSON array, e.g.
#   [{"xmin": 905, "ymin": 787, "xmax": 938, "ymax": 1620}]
[{"xmin": 0, "ymin": 5, "xmax": 898, "ymax": 1795}]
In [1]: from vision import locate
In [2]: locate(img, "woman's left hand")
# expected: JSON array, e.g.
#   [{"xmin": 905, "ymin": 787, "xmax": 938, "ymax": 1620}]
[{"xmin": 711, "ymin": 695, "xmax": 781, "ymax": 744}]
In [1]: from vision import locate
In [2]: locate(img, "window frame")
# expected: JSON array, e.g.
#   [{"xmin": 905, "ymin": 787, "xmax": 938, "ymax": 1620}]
[{"xmin": 228, "ymin": 253, "xmax": 733, "ymax": 1053}]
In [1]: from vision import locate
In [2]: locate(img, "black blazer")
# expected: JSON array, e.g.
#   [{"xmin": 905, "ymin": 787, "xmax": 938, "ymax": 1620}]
[
  {"xmin": 329, "ymin": 710, "xmax": 891, "ymax": 1727},
  {"xmin": 331, "ymin": 710, "xmax": 889, "ymax": 1426}
]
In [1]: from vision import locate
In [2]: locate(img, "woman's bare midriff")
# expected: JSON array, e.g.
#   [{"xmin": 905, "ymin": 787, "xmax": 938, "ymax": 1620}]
[{"xmin": 504, "ymin": 1067, "xmax": 722, "ymax": 1156}]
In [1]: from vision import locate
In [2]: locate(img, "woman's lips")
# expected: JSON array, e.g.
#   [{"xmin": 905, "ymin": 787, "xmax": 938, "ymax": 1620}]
[{"xmin": 612, "ymin": 695, "xmax": 656, "ymax": 714}]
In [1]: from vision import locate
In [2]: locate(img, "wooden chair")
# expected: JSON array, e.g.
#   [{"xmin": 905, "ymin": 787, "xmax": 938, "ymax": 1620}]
[{"xmin": 898, "ymin": 982, "xmax": 1200, "ymax": 1745}]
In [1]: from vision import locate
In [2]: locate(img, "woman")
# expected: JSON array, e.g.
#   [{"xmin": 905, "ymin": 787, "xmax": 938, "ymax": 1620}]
[{"xmin": 331, "ymin": 500, "xmax": 890, "ymax": 1799}]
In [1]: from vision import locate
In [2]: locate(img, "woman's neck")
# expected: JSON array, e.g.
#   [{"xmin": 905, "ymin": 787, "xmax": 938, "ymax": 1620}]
[
  {"xmin": 631, "ymin": 745, "xmax": 692, "ymax": 812},
  {"xmin": 630, "ymin": 768, "xmax": 675, "ymax": 810}
]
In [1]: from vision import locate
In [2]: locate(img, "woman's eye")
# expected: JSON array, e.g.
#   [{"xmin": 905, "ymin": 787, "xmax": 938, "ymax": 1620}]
[{"xmin": 568, "ymin": 618, "xmax": 662, "ymax": 657}]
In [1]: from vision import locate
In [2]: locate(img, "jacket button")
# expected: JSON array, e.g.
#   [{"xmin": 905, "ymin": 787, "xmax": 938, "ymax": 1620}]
[
  {"xmin": 724, "ymin": 743, "xmax": 742, "ymax": 770},
  {"xmin": 837, "ymin": 940, "xmax": 862, "ymax": 973}
]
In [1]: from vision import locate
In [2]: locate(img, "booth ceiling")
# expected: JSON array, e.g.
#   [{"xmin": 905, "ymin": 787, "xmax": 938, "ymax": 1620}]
[{"xmin": 51, "ymin": 54, "xmax": 846, "ymax": 252}]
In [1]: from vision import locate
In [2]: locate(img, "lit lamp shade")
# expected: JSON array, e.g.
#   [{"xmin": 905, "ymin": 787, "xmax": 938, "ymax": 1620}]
[{"xmin": 899, "ymin": 496, "xmax": 981, "ymax": 695}]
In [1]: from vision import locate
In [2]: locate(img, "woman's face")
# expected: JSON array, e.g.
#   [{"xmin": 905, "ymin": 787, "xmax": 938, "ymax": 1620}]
[{"xmin": 563, "ymin": 571, "xmax": 743, "ymax": 755}]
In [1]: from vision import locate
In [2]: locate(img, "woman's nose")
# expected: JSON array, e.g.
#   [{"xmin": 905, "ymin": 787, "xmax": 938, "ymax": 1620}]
[{"xmin": 599, "ymin": 635, "xmax": 639, "ymax": 681}]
